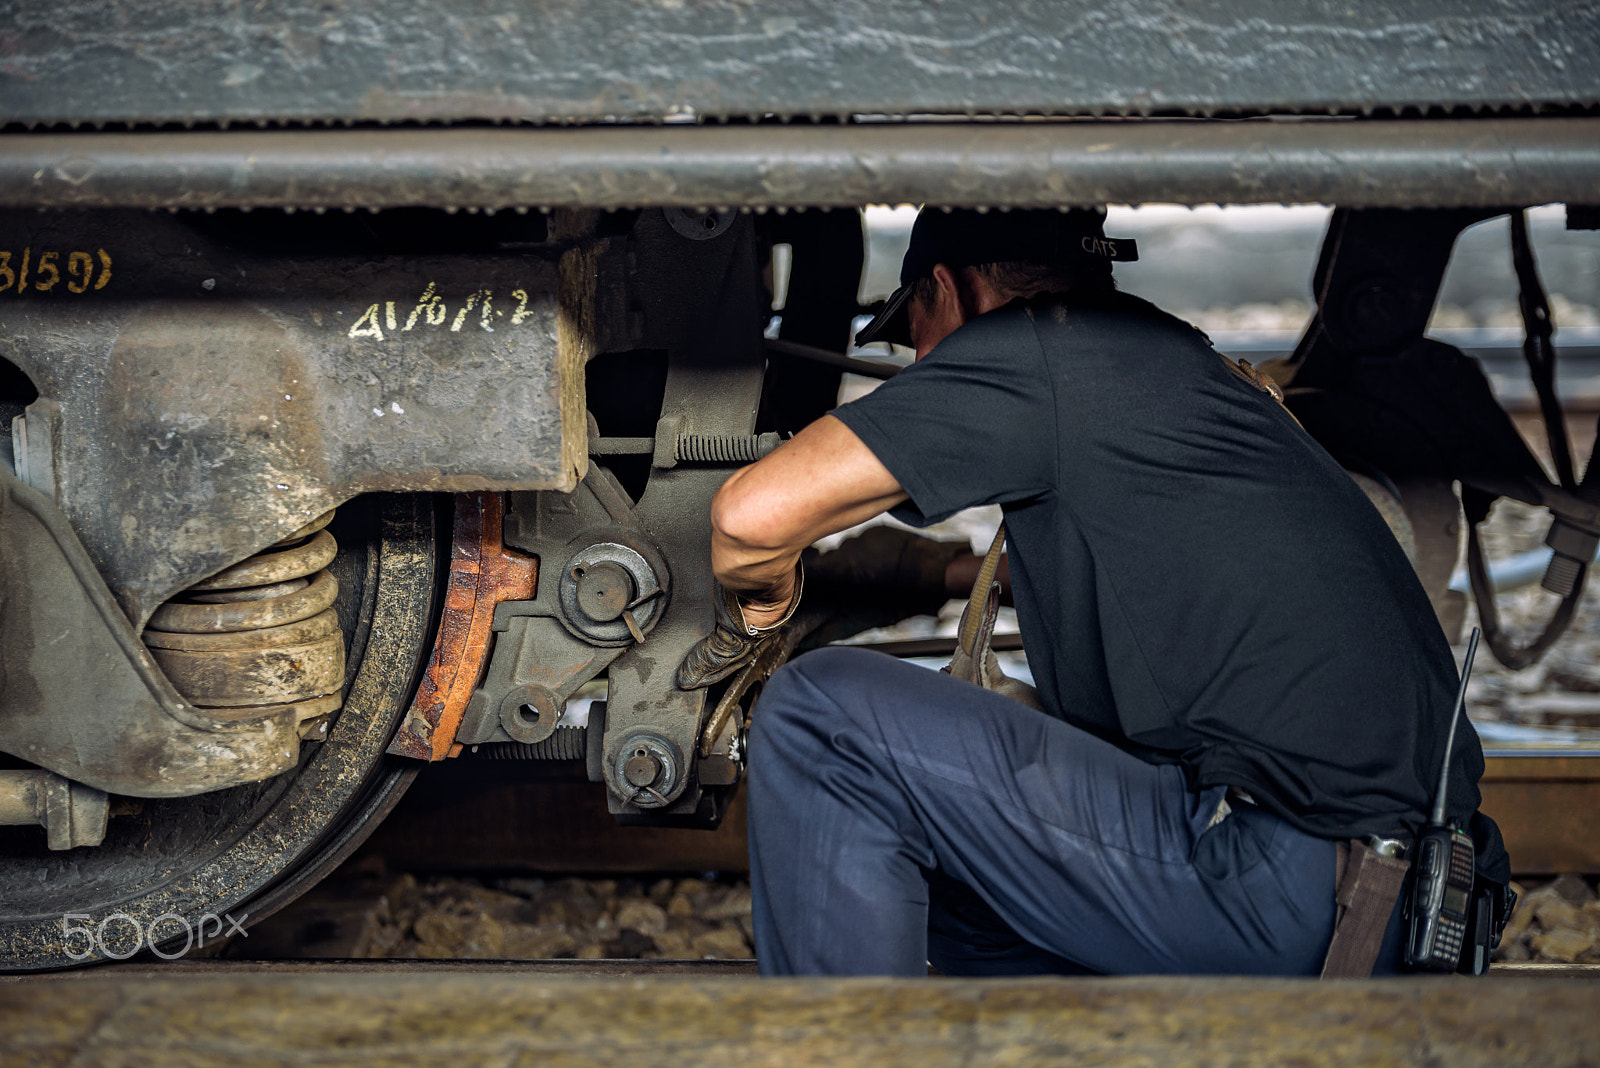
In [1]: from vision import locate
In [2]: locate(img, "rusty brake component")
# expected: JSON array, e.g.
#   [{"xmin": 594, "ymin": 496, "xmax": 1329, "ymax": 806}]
[
  {"xmin": 446, "ymin": 208, "xmax": 772, "ymax": 819},
  {"xmin": 455, "ymin": 467, "xmax": 668, "ymax": 757},
  {"xmin": 386, "ymin": 492, "xmax": 536, "ymax": 762}
]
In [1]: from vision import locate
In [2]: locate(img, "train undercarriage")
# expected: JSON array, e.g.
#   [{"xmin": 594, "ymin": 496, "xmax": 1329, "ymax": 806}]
[{"xmin": 1, "ymin": 0, "xmax": 1598, "ymax": 969}]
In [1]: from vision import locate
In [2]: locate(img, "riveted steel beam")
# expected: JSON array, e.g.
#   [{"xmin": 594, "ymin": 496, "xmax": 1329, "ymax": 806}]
[{"xmin": 3, "ymin": 119, "xmax": 1597, "ymax": 212}]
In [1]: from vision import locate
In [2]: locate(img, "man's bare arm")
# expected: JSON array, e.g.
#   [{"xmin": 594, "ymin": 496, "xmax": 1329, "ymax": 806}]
[{"xmin": 711, "ymin": 415, "xmax": 907, "ymax": 627}]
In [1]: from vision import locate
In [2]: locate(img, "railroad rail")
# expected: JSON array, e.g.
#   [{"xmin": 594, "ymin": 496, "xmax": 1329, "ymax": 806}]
[
  {"xmin": 3, "ymin": 960, "xmax": 1596, "ymax": 1067},
  {"xmin": 347, "ymin": 749, "xmax": 1600, "ymax": 877}
]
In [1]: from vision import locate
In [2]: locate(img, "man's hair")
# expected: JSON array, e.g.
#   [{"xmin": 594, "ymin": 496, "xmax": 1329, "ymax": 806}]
[{"xmin": 909, "ymin": 259, "xmax": 1115, "ymax": 313}]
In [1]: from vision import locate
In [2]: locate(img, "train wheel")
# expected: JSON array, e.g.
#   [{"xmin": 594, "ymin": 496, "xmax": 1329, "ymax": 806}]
[{"xmin": 0, "ymin": 494, "xmax": 443, "ymax": 971}]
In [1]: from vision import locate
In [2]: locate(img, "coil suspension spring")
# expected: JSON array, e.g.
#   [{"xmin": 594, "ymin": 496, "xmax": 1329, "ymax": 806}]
[{"xmin": 143, "ymin": 509, "xmax": 345, "ymax": 740}]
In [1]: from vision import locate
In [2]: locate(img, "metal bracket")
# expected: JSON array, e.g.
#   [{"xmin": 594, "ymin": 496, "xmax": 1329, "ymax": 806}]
[
  {"xmin": 453, "ymin": 614, "xmax": 626, "ymax": 747},
  {"xmin": 0, "ymin": 770, "xmax": 109, "ymax": 850},
  {"xmin": 0, "ymin": 466, "xmax": 302, "ymax": 797}
]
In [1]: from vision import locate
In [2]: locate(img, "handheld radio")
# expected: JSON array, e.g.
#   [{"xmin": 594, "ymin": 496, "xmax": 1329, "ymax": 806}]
[{"xmin": 1404, "ymin": 627, "xmax": 1482, "ymax": 973}]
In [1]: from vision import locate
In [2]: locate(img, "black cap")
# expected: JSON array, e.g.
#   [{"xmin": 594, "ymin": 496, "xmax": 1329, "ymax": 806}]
[{"xmin": 854, "ymin": 208, "xmax": 1138, "ymax": 348}]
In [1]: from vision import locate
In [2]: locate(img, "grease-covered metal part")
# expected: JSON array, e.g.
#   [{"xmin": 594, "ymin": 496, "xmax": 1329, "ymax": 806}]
[
  {"xmin": 0, "ymin": 208, "xmax": 581, "ymax": 628},
  {"xmin": 556, "ymin": 542, "xmax": 664, "ymax": 647},
  {"xmin": 0, "ymin": 464, "xmax": 304, "ymax": 799},
  {"xmin": 588, "ymin": 211, "xmax": 769, "ymax": 818},
  {"xmin": 614, "ymin": 733, "xmax": 682, "ymax": 809},
  {"xmin": 4, "ymin": 119, "xmax": 1600, "ymax": 213},
  {"xmin": 1, "ymin": 0, "xmax": 1595, "ymax": 127},
  {"xmin": 450, "ymin": 468, "xmax": 654, "ymax": 752},
  {"xmin": 144, "ymin": 511, "xmax": 347, "ymax": 731},
  {"xmin": 476, "ymin": 726, "xmax": 589, "ymax": 761},
  {"xmin": 0, "ymin": 770, "xmax": 109, "ymax": 850},
  {"xmin": 188, "ymin": 528, "xmax": 337, "ymax": 593},
  {"xmin": 144, "ymin": 611, "xmax": 345, "ymax": 712}
]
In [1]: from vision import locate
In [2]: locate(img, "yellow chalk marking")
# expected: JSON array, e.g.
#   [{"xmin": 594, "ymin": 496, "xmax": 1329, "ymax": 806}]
[
  {"xmin": 450, "ymin": 289, "xmax": 488, "ymax": 332},
  {"xmin": 34, "ymin": 250, "xmax": 59, "ymax": 292},
  {"xmin": 403, "ymin": 283, "xmax": 434, "ymax": 331},
  {"xmin": 66, "ymin": 251, "xmax": 92, "ymax": 293},
  {"xmin": 349, "ymin": 303, "xmax": 385, "ymax": 340}
]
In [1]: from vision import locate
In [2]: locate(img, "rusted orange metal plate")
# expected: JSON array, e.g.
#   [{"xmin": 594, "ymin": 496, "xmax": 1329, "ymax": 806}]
[{"xmin": 385, "ymin": 493, "xmax": 536, "ymax": 762}]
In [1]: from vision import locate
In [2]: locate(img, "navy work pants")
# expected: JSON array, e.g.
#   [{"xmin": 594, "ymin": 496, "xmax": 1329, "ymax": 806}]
[{"xmin": 747, "ymin": 646, "xmax": 1400, "ymax": 977}]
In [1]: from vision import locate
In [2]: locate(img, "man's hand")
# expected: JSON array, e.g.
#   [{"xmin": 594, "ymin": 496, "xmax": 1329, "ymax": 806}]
[{"xmin": 676, "ymin": 571, "xmax": 802, "ymax": 690}]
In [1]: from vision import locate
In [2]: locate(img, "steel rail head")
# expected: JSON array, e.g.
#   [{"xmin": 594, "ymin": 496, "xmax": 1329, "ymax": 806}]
[{"xmin": 2, "ymin": 118, "xmax": 1598, "ymax": 212}]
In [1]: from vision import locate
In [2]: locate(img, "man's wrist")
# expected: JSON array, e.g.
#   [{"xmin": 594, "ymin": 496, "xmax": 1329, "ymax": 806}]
[{"xmin": 732, "ymin": 563, "xmax": 804, "ymax": 634}]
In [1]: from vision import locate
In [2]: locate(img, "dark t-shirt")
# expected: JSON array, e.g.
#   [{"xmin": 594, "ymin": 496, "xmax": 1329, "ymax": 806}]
[{"xmin": 833, "ymin": 291, "xmax": 1507, "ymax": 880}]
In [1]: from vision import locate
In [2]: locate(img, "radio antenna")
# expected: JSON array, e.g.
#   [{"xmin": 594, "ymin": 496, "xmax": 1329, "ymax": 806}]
[{"xmin": 1431, "ymin": 626, "xmax": 1480, "ymax": 827}]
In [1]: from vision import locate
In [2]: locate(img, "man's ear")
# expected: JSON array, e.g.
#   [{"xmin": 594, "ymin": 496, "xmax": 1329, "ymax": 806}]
[
  {"xmin": 929, "ymin": 263, "xmax": 977, "ymax": 327},
  {"xmin": 954, "ymin": 265, "xmax": 988, "ymax": 321}
]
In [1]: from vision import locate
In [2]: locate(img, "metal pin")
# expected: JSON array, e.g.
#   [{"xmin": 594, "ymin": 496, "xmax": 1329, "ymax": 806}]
[{"xmin": 622, "ymin": 609, "xmax": 645, "ymax": 644}]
